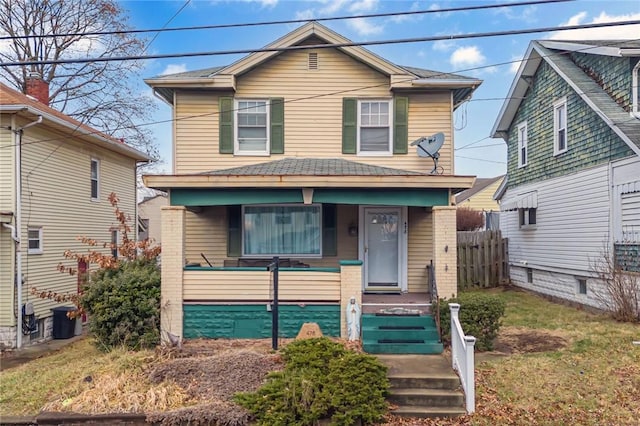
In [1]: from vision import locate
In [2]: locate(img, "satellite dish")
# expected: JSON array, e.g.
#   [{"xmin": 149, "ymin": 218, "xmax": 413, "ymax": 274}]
[{"xmin": 410, "ymin": 132, "xmax": 445, "ymax": 174}]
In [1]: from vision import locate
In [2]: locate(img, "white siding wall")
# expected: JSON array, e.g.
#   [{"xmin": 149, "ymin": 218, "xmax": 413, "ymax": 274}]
[
  {"xmin": 611, "ymin": 156, "xmax": 640, "ymax": 242},
  {"xmin": 501, "ymin": 163, "xmax": 610, "ymax": 279},
  {"xmin": 0, "ymin": 120, "xmax": 138, "ymax": 343},
  {"xmin": 138, "ymin": 195, "xmax": 169, "ymax": 246}
]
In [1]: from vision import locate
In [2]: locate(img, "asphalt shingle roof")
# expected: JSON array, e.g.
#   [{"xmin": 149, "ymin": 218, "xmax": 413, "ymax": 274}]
[{"xmin": 201, "ymin": 158, "xmax": 428, "ymax": 176}]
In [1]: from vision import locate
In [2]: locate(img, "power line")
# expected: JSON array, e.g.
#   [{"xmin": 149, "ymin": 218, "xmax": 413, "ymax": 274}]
[
  {"xmin": 3, "ymin": 19, "xmax": 638, "ymax": 67},
  {"xmin": 0, "ymin": 0, "xmax": 573, "ymax": 41},
  {"xmin": 456, "ymin": 155, "xmax": 506, "ymax": 164},
  {"xmin": 457, "ymin": 143, "xmax": 505, "ymax": 151},
  {"xmin": 2, "ymin": 37, "xmax": 637, "ymax": 150}
]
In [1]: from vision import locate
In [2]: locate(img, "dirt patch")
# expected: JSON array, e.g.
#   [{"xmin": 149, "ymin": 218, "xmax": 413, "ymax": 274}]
[{"xmin": 492, "ymin": 326, "xmax": 569, "ymax": 354}]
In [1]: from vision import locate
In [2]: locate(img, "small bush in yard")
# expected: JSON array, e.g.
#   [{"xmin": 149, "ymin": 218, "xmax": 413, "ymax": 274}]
[
  {"xmin": 235, "ymin": 337, "xmax": 389, "ymax": 426},
  {"xmin": 80, "ymin": 259, "xmax": 161, "ymax": 350},
  {"xmin": 439, "ymin": 292, "xmax": 506, "ymax": 351}
]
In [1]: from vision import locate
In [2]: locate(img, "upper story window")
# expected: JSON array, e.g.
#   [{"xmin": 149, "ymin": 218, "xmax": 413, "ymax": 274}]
[
  {"xmin": 358, "ymin": 100, "xmax": 392, "ymax": 154},
  {"xmin": 27, "ymin": 226, "xmax": 43, "ymax": 254},
  {"xmin": 517, "ymin": 121, "xmax": 528, "ymax": 168},
  {"xmin": 553, "ymin": 98, "xmax": 567, "ymax": 155},
  {"xmin": 235, "ymin": 100, "xmax": 269, "ymax": 155},
  {"xmin": 633, "ymin": 62, "xmax": 640, "ymax": 117},
  {"xmin": 90, "ymin": 158, "xmax": 100, "ymax": 201}
]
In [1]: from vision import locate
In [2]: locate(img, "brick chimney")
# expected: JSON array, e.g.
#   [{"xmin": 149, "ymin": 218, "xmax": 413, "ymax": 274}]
[{"xmin": 25, "ymin": 72, "xmax": 49, "ymax": 105}]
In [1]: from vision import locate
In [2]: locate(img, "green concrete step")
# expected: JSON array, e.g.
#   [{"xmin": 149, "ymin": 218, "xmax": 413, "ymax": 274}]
[
  {"xmin": 362, "ymin": 327, "xmax": 440, "ymax": 342},
  {"xmin": 362, "ymin": 342, "xmax": 444, "ymax": 354},
  {"xmin": 361, "ymin": 314, "xmax": 436, "ymax": 328}
]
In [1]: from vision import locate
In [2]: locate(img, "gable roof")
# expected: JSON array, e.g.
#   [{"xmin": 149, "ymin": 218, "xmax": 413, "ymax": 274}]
[
  {"xmin": 455, "ymin": 175, "xmax": 504, "ymax": 204},
  {"xmin": 491, "ymin": 40, "xmax": 640, "ymax": 157},
  {"xmin": 145, "ymin": 21, "xmax": 481, "ymax": 106},
  {"xmin": 0, "ymin": 83, "xmax": 150, "ymax": 161}
]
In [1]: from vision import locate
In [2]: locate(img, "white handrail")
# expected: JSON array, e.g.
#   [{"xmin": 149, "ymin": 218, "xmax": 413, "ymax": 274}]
[{"xmin": 449, "ymin": 303, "xmax": 476, "ymax": 414}]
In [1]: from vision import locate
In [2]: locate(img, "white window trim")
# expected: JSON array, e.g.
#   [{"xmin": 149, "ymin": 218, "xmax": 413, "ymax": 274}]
[
  {"xmin": 241, "ymin": 204, "xmax": 323, "ymax": 258},
  {"xmin": 357, "ymin": 99, "xmax": 393, "ymax": 156},
  {"xmin": 553, "ymin": 97, "xmax": 568, "ymax": 155},
  {"xmin": 27, "ymin": 226, "xmax": 43, "ymax": 254},
  {"xmin": 517, "ymin": 121, "xmax": 528, "ymax": 168},
  {"xmin": 632, "ymin": 61, "xmax": 640, "ymax": 118},
  {"xmin": 234, "ymin": 99, "xmax": 270, "ymax": 156},
  {"xmin": 518, "ymin": 207, "xmax": 537, "ymax": 230},
  {"xmin": 90, "ymin": 158, "xmax": 100, "ymax": 201}
]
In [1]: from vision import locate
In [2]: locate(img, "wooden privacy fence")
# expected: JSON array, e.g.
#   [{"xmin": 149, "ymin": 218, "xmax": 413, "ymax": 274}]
[{"xmin": 457, "ymin": 230, "xmax": 509, "ymax": 289}]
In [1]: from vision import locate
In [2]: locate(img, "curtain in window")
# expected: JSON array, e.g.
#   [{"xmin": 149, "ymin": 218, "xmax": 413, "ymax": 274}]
[{"xmin": 244, "ymin": 206, "xmax": 321, "ymax": 255}]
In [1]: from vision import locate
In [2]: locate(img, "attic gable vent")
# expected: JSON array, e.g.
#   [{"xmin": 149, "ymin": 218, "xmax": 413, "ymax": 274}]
[{"xmin": 308, "ymin": 52, "xmax": 318, "ymax": 70}]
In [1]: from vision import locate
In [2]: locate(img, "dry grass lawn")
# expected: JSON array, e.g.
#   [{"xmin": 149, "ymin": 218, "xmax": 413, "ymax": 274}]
[{"xmin": 1, "ymin": 287, "xmax": 639, "ymax": 425}]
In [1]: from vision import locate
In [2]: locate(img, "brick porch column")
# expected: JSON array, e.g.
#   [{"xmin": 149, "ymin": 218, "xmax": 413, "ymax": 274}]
[
  {"xmin": 160, "ymin": 206, "xmax": 186, "ymax": 344},
  {"xmin": 432, "ymin": 206, "xmax": 458, "ymax": 299},
  {"xmin": 339, "ymin": 260, "xmax": 363, "ymax": 339}
]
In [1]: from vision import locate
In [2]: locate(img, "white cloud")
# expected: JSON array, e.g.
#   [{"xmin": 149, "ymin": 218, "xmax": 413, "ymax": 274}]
[
  {"xmin": 348, "ymin": 17, "xmax": 384, "ymax": 36},
  {"xmin": 161, "ymin": 64, "xmax": 188, "ymax": 76},
  {"xmin": 349, "ymin": 0, "xmax": 378, "ymax": 13},
  {"xmin": 550, "ymin": 11, "xmax": 640, "ymax": 39},
  {"xmin": 493, "ymin": 5, "xmax": 538, "ymax": 23},
  {"xmin": 449, "ymin": 46, "xmax": 486, "ymax": 69},
  {"xmin": 390, "ymin": 1, "xmax": 422, "ymax": 23},
  {"xmin": 240, "ymin": 0, "xmax": 278, "ymax": 7}
]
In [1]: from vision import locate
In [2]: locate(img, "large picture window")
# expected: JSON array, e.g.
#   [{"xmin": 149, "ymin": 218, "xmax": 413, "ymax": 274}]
[
  {"xmin": 358, "ymin": 100, "xmax": 391, "ymax": 154},
  {"xmin": 243, "ymin": 205, "xmax": 321, "ymax": 256},
  {"xmin": 236, "ymin": 100, "xmax": 269, "ymax": 154}
]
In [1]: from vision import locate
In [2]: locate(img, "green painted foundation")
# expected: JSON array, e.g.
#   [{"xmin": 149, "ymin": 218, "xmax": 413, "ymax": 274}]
[{"xmin": 183, "ymin": 304, "xmax": 340, "ymax": 339}]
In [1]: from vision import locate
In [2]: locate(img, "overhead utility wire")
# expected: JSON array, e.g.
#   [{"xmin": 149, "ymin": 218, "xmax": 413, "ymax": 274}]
[
  {"xmin": 2, "ymin": 37, "xmax": 638, "ymax": 150},
  {"xmin": 0, "ymin": 0, "xmax": 573, "ymax": 41},
  {"xmin": 4, "ymin": 19, "xmax": 637, "ymax": 67}
]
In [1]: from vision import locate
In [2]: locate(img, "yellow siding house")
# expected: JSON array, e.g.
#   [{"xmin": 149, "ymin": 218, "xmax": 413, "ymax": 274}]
[
  {"xmin": 144, "ymin": 22, "xmax": 481, "ymax": 353},
  {"xmin": 0, "ymin": 81, "xmax": 149, "ymax": 349}
]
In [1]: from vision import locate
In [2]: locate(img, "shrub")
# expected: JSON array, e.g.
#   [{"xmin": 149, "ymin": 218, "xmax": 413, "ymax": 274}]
[
  {"xmin": 439, "ymin": 292, "xmax": 506, "ymax": 351},
  {"xmin": 80, "ymin": 259, "xmax": 161, "ymax": 350},
  {"xmin": 456, "ymin": 206, "xmax": 484, "ymax": 231},
  {"xmin": 235, "ymin": 338, "xmax": 389, "ymax": 425}
]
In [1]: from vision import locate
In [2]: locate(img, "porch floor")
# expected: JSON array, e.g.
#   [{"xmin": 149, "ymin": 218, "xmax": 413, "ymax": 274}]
[{"xmin": 361, "ymin": 292, "xmax": 431, "ymax": 315}]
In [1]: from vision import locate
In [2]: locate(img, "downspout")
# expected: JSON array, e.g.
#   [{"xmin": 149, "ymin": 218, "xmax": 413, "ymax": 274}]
[{"xmin": 13, "ymin": 114, "xmax": 42, "ymax": 349}]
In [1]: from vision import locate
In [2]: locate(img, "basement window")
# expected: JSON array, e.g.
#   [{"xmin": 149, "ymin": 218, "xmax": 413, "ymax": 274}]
[
  {"xmin": 526, "ymin": 268, "xmax": 533, "ymax": 283},
  {"xmin": 577, "ymin": 278, "xmax": 588, "ymax": 295}
]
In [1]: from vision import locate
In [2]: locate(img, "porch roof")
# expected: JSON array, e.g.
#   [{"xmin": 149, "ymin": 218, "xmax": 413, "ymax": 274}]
[{"xmin": 144, "ymin": 158, "xmax": 476, "ymax": 193}]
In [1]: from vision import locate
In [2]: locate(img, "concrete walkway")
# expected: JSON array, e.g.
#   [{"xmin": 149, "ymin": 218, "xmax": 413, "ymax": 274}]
[{"xmin": 0, "ymin": 334, "xmax": 85, "ymax": 372}]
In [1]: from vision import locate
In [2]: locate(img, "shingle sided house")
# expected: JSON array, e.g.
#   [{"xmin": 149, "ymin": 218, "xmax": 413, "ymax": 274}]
[
  {"xmin": 0, "ymin": 79, "xmax": 149, "ymax": 349},
  {"xmin": 144, "ymin": 22, "xmax": 481, "ymax": 347},
  {"xmin": 492, "ymin": 40, "xmax": 640, "ymax": 308}
]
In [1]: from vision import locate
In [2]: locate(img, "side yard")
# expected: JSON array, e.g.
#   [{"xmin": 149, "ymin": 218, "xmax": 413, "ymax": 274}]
[{"xmin": 1, "ymin": 288, "xmax": 639, "ymax": 425}]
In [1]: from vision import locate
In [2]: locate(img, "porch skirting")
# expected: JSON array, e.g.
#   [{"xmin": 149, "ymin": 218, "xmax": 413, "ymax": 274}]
[{"xmin": 183, "ymin": 304, "xmax": 340, "ymax": 338}]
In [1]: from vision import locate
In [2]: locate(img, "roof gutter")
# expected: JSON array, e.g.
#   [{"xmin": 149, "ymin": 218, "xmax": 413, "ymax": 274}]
[{"xmin": 412, "ymin": 79, "xmax": 482, "ymax": 88}]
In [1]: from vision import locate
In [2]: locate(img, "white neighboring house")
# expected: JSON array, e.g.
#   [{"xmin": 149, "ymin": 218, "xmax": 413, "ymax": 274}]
[
  {"xmin": 138, "ymin": 193, "xmax": 168, "ymax": 246},
  {"xmin": 0, "ymin": 78, "xmax": 149, "ymax": 349},
  {"xmin": 492, "ymin": 40, "xmax": 640, "ymax": 309}
]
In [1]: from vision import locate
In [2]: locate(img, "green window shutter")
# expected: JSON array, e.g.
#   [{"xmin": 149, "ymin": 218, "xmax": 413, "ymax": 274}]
[
  {"xmin": 322, "ymin": 204, "xmax": 337, "ymax": 256},
  {"xmin": 394, "ymin": 96, "xmax": 409, "ymax": 154},
  {"xmin": 342, "ymin": 98, "xmax": 357, "ymax": 154},
  {"xmin": 270, "ymin": 97, "xmax": 284, "ymax": 154},
  {"xmin": 219, "ymin": 97, "xmax": 234, "ymax": 154},
  {"xmin": 227, "ymin": 205, "xmax": 241, "ymax": 257}
]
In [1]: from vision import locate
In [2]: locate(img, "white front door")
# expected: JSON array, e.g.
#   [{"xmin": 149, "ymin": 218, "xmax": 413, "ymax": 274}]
[{"xmin": 362, "ymin": 207, "xmax": 404, "ymax": 292}]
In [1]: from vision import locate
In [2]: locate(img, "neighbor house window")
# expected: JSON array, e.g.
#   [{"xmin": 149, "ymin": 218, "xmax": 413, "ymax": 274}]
[
  {"xmin": 553, "ymin": 98, "xmax": 567, "ymax": 155},
  {"xmin": 633, "ymin": 62, "xmax": 639, "ymax": 116},
  {"xmin": 27, "ymin": 227, "xmax": 43, "ymax": 254},
  {"xmin": 577, "ymin": 278, "xmax": 588, "ymax": 295},
  {"xmin": 358, "ymin": 100, "xmax": 392, "ymax": 154},
  {"xmin": 243, "ymin": 205, "xmax": 321, "ymax": 256},
  {"xmin": 517, "ymin": 121, "xmax": 528, "ymax": 168},
  {"xmin": 519, "ymin": 208, "xmax": 537, "ymax": 228},
  {"xmin": 235, "ymin": 100, "xmax": 269, "ymax": 154},
  {"xmin": 526, "ymin": 268, "xmax": 533, "ymax": 283},
  {"xmin": 90, "ymin": 158, "xmax": 99, "ymax": 200},
  {"xmin": 111, "ymin": 230, "xmax": 118, "ymax": 259}
]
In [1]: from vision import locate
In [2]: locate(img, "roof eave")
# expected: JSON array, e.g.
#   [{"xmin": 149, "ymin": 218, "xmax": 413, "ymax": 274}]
[{"xmin": 2, "ymin": 104, "xmax": 151, "ymax": 162}]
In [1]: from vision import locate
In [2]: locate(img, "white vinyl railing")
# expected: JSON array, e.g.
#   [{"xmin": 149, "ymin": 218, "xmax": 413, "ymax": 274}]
[{"xmin": 449, "ymin": 303, "xmax": 476, "ymax": 414}]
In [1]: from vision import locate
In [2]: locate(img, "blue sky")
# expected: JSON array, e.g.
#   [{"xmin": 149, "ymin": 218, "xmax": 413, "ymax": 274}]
[{"xmin": 122, "ymin": 0, "xmax": 640, "ymax": 177}]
